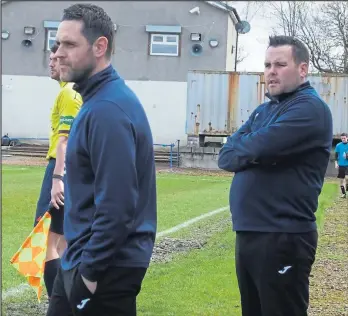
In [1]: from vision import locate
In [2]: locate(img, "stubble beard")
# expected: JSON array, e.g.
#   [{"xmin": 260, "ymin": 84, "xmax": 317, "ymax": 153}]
[
  {"xmin": 61, "ymin": 63, "xmax": 95, "ymax": 84},
  {"xmin": 61, "ymin": 51, "xmax": 96, "ymax": 84}
]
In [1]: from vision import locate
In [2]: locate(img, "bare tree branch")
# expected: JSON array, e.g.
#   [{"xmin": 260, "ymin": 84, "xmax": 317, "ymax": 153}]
[
  {"xmin": 267, "ymin": 1, "xmax": 348, "ymax": 74},
  {"xmin": 236, "ymin": 45, "xmax": 249, "ymax": 67},
  {"xmin": 243, "ymin": 1, "xmax": 266, "ymax": 23}
]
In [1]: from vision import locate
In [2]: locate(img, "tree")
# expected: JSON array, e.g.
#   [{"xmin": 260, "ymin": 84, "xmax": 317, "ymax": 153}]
[
  {"xmin": 235, "ymin": 45, "xmax": 249, "ymax": 68},
  {"xmin": 242, "ymin": 1, "xmax": 266, "ymax": 23},
  {"xmin": 230, "ymin": 1, "xmax": 266, "ymax": 70},
  {"xmin": 267, "ymin": 1, "xmax": 348, "ymax": 74}
]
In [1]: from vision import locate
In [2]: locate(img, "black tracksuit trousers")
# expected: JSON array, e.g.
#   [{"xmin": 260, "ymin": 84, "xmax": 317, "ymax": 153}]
[
  {"xmin": 46, "ymin": 265, "xmax": 147, "ymax": 316},
  {"xmin": 235, "ymin": 231, "xmax": 318, "ymax": 316}
]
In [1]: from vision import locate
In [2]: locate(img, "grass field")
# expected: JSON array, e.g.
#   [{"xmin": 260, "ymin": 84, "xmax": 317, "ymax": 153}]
[{"xmin": 1, "ymin": 165, "xmax": 338, "ymax": 315}]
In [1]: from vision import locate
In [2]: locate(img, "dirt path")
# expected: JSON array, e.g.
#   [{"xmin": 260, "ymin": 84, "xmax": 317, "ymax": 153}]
[{"xmin": 308, "ymin": 196, "xmax": 348, "ymax": 316}]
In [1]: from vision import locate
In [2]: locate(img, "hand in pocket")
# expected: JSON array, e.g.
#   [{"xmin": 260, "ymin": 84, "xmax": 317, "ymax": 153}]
[
  {"xmin": 81, "ymin": 275, "xmax": 97, "ymax": 295},
  {"xmin": 69, "ymin": 270, "xmax": 96, "ymax": 315}
]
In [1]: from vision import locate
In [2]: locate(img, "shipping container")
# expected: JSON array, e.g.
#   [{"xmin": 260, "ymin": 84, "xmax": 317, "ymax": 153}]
[{"xmin": 186, "ymin": 70, "xmax": 348, "ymax": 146}]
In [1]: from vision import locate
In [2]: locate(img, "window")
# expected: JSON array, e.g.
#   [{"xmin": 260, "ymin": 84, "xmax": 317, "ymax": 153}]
[
  {"xmin": 46, "ymin": 29, "xmax": 57, "ymax": 51},
  {"xmin": 150, "ymin": 33, "xmax": 179, "ymax": 56},
  {"xmin": 43, "ymin": 21, "xmax": 60, "ymax": 51}
]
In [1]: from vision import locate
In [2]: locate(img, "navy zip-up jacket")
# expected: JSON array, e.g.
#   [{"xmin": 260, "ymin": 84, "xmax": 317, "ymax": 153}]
[
  {"xmin": 218, "ymin": 82, "xmax": 333, "ymax": 233},
  {"xmin": 61, "ymin": 65, "xmax": 157, "ymax": 282}
]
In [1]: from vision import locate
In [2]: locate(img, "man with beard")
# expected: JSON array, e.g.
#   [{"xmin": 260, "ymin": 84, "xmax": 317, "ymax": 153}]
[
  {"xmin": 218, "ymin": 36, "xmax": 333, "ymax": 316},
  {"xmin": 46, "ymin": 4, "xmax": 157, "ymax": 316},
  {"xmin": 34, "ymin": 43, "xmax": 82, "ymax": 301}
]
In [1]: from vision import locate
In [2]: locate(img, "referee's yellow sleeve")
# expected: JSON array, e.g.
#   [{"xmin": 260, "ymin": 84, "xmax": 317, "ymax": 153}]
[{"xmin": 58, "ymin": 88, "xmax": 82, "ymax": 137}]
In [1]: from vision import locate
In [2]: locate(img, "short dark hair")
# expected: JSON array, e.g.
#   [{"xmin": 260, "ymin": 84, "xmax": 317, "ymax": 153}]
[
  {"xmin": 50, "ymin": 43, "xmax": 59, "ymax": 54},
  {"xmin": 341, "ymin": 133, "xmax": 347, "ymax": 137},
  {"xmin": 268, "ymin": 35, "xmax": 309, "ymax": 65},
  {"xmin": 62, "ymin": 3, "xmax": 114, "ymax": 58}
]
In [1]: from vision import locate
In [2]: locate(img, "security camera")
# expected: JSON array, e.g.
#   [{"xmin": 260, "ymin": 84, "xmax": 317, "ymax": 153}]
[{"xmin": 189, "ymin": 6, "xmax": 200, "ymax": 15}]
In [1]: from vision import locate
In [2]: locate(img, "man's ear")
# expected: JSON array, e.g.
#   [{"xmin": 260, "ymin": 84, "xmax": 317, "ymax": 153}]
[
  {"xmin": 299, "ymin": 62, "xmax": 308, "ymax": 78},
  {"xmin": 93, "ymin": 36, "xmax": 109, "ymax": 58}
]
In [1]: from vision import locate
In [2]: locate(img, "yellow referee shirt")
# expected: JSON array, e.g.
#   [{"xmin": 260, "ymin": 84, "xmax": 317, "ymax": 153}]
[{"xmin": 46, "ymin": 82, "xmax": 83, "ymax": 160}]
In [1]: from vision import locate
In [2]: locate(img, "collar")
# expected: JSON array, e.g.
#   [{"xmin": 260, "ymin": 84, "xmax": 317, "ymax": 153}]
[
  {"xmin": 59, "ymin": 81, "xmax": 68, "ymax": 88},
  {"xmin": 73, "ymin": 64, "xmax": 120, "ymax": 102},
  {"xmin": 265, "ymin": 81, "xmax": 311, "ymax": 103}
]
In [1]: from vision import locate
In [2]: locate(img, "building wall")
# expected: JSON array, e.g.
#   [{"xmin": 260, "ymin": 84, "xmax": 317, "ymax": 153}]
[
  {"xmin": 2, "ymin": 2, "xmax": 239, "ymax": 146},
  {"xmin": 225, "ymin": 15, "xmax": 237, "ymax": 71},
  {"xmin": 2, "ymin": 75, "xmax": 188, "ymax": 145},
  {"xmin": 2, "ymin": 1, "xmax": 230, "ymax": 82}
]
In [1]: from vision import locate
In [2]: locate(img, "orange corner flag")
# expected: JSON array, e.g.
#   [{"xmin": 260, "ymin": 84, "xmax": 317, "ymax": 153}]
[{"xmin": 10, "ymin": 211, "xmax": 51, "ymax": 302}]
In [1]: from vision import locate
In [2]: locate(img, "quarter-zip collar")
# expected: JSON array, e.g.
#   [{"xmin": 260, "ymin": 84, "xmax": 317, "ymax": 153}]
[
  {"xmin": 265, "ymin": 81, "xmax": 312, "ymax": 103},
  {"xmin": 73, "ymin": 64, "xmax": 120, "ymax": 102}
]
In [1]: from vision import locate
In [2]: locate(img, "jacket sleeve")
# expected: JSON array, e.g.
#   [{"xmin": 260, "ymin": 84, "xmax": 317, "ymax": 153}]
[
  {"xmin": 227, "ymin": 99, "xmax": 325, "ymax": 164},
  {"xmin": 218, "ymin": 110, "xmax": 257, "ymax": 172},
  {"xmin": 79, "ymin": 101, "xmax": 138, "ymax": 282}
]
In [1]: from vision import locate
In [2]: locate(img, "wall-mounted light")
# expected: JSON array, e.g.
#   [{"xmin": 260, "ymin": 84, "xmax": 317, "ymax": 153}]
[
  {"xmin": 24, "ymin": 26, "xmax": 36, "ymax": 35},
  {"xmin": 190, "ymin": 33, "xmax": 201, "ymax": 41},
  {"xmin": 209, "ymin": 39, "xmax": 219, "ymax": 48},
  {"xmin": 2, "ymin": 30, "xmax": 10, "ymax": 40}
]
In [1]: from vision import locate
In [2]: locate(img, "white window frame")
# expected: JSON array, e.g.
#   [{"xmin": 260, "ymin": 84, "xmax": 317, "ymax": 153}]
[
  {"xmin": 46, "ymin": 29, "xmax": 57, "ymax": 51},
  {"xmin": 149, "ymin": 33, "xmax": 180, "ymax": 57}
]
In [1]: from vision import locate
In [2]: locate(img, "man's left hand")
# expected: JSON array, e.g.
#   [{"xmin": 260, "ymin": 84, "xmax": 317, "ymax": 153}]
[
  {"xmin": 81, "ymin": 275, "xmax": 97, "ymax": 294},
  {"xmin": 51, "ymin": 178, "xmax": 64, "ymax": 209}
]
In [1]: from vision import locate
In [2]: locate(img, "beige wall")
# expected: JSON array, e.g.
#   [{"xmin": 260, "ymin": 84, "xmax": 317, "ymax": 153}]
[
  {"xmin": 2, "ymin": 75, "xmax": 189, "ymax": 145},
  {"xmin": 225, "ymin": 16, "xmax": 237, "ymax": 71}
]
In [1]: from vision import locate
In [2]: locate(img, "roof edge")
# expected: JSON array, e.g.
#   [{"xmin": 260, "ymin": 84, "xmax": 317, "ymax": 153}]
[{"xmin": 204, "ymin": 1, "xmax": 241, "ymax": 23}]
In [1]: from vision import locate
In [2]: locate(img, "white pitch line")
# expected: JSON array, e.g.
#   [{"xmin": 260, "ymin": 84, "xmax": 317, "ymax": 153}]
[
  {"xmin": 2, "ymin": 205, "xmax": 230, "ymax": 300},
  {"xmin": 157, "ymin": 205, "xmax": 229, "ymax": 237},
  {"xmin": 2, "ymin": 283, "xmax": 30, "ymax": 300}
]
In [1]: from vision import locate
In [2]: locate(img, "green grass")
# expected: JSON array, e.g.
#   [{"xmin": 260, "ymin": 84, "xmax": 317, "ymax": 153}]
[
  {"xmin": 156, "ymin": 175, "xmax": 230, "ymax": 230},
  {"xmin": 1, "ymin": 165, "xmax": 338, "ymax": 316},
  {"xmin": 136, "ymin": 182, "xmax": 338, "ymax": 315},
  {"xmin": 139, "ymin": 215, "xmax": 239, "ymax": 316},
  {"xmin": 315, "ymin": 182, "xmax": 338, "ymax": 229},
  {"xmin": 1, "ymin": 166, "xmax": 231, "ymax": 291},
  {"xmin": 2, "ymin": 166, "xmax": 47, "ymax": 291}
]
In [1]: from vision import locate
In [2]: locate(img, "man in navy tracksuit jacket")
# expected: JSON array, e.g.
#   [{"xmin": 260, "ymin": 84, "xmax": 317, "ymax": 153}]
[
  {"xmin": 47, "ymin": 4, "xmax": 156, "ymax": 316},
  {"xmin": 218, "ymin": 36, "xmax": 333, "ymax": 316}
]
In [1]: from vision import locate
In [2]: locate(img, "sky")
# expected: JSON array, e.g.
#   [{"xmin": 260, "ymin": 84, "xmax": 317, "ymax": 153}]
[
  {"xmin": 229, "ymin": 1, "xmax": 325, "ymax": 72},
  {"xmin": 229, "ymin": 1, "xmax": 273, "ymax": 72}
]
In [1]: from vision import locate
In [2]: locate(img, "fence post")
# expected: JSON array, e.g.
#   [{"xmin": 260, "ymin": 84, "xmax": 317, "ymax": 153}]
[
  {"xmin": 169, "ymin": 143, "xmax": 173, "ymax": 169},
  {"xmin": 177, "ymin": 139, "xmax": 180, "ymax": 167}
]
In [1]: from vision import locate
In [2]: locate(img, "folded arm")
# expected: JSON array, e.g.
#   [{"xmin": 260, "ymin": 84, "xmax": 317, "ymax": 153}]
[
  {"xmin": 218, "ymin": 99, "xmax": 322, "ymax": 172},
  {"xmin": 218, "ymin": 110, "xmax": 257, "ymax": 172}
]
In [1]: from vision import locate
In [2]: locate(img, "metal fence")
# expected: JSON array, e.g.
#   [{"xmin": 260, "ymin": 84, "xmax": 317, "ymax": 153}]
[{"xmin": 186, "ymin": 71, "xmax": 348, "ymax": 138}]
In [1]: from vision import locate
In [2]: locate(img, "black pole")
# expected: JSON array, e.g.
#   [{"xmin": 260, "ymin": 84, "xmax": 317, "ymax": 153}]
[
  {"xmin": 234, "ymin": 31, "xmax": 239, "ymax": 71},
  {"xmin": 177, "ymin": 139, "xmax": 180, "ymax": 167}
]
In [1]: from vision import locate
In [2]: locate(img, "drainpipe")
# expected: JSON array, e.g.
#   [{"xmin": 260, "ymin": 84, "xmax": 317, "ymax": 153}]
[{"xmin": 234, "ymin": 31, "xmax": 239, "ymax": 71}]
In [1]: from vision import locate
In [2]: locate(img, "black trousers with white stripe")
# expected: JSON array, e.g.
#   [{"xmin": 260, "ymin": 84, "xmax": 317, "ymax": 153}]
[
  {"xmin": 235, "ymin": 231, "xmax": 318, "ymax": 316},
  {"xmin": 46, "ymin": 265, "xmax": 147, "ymax": 316}
]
